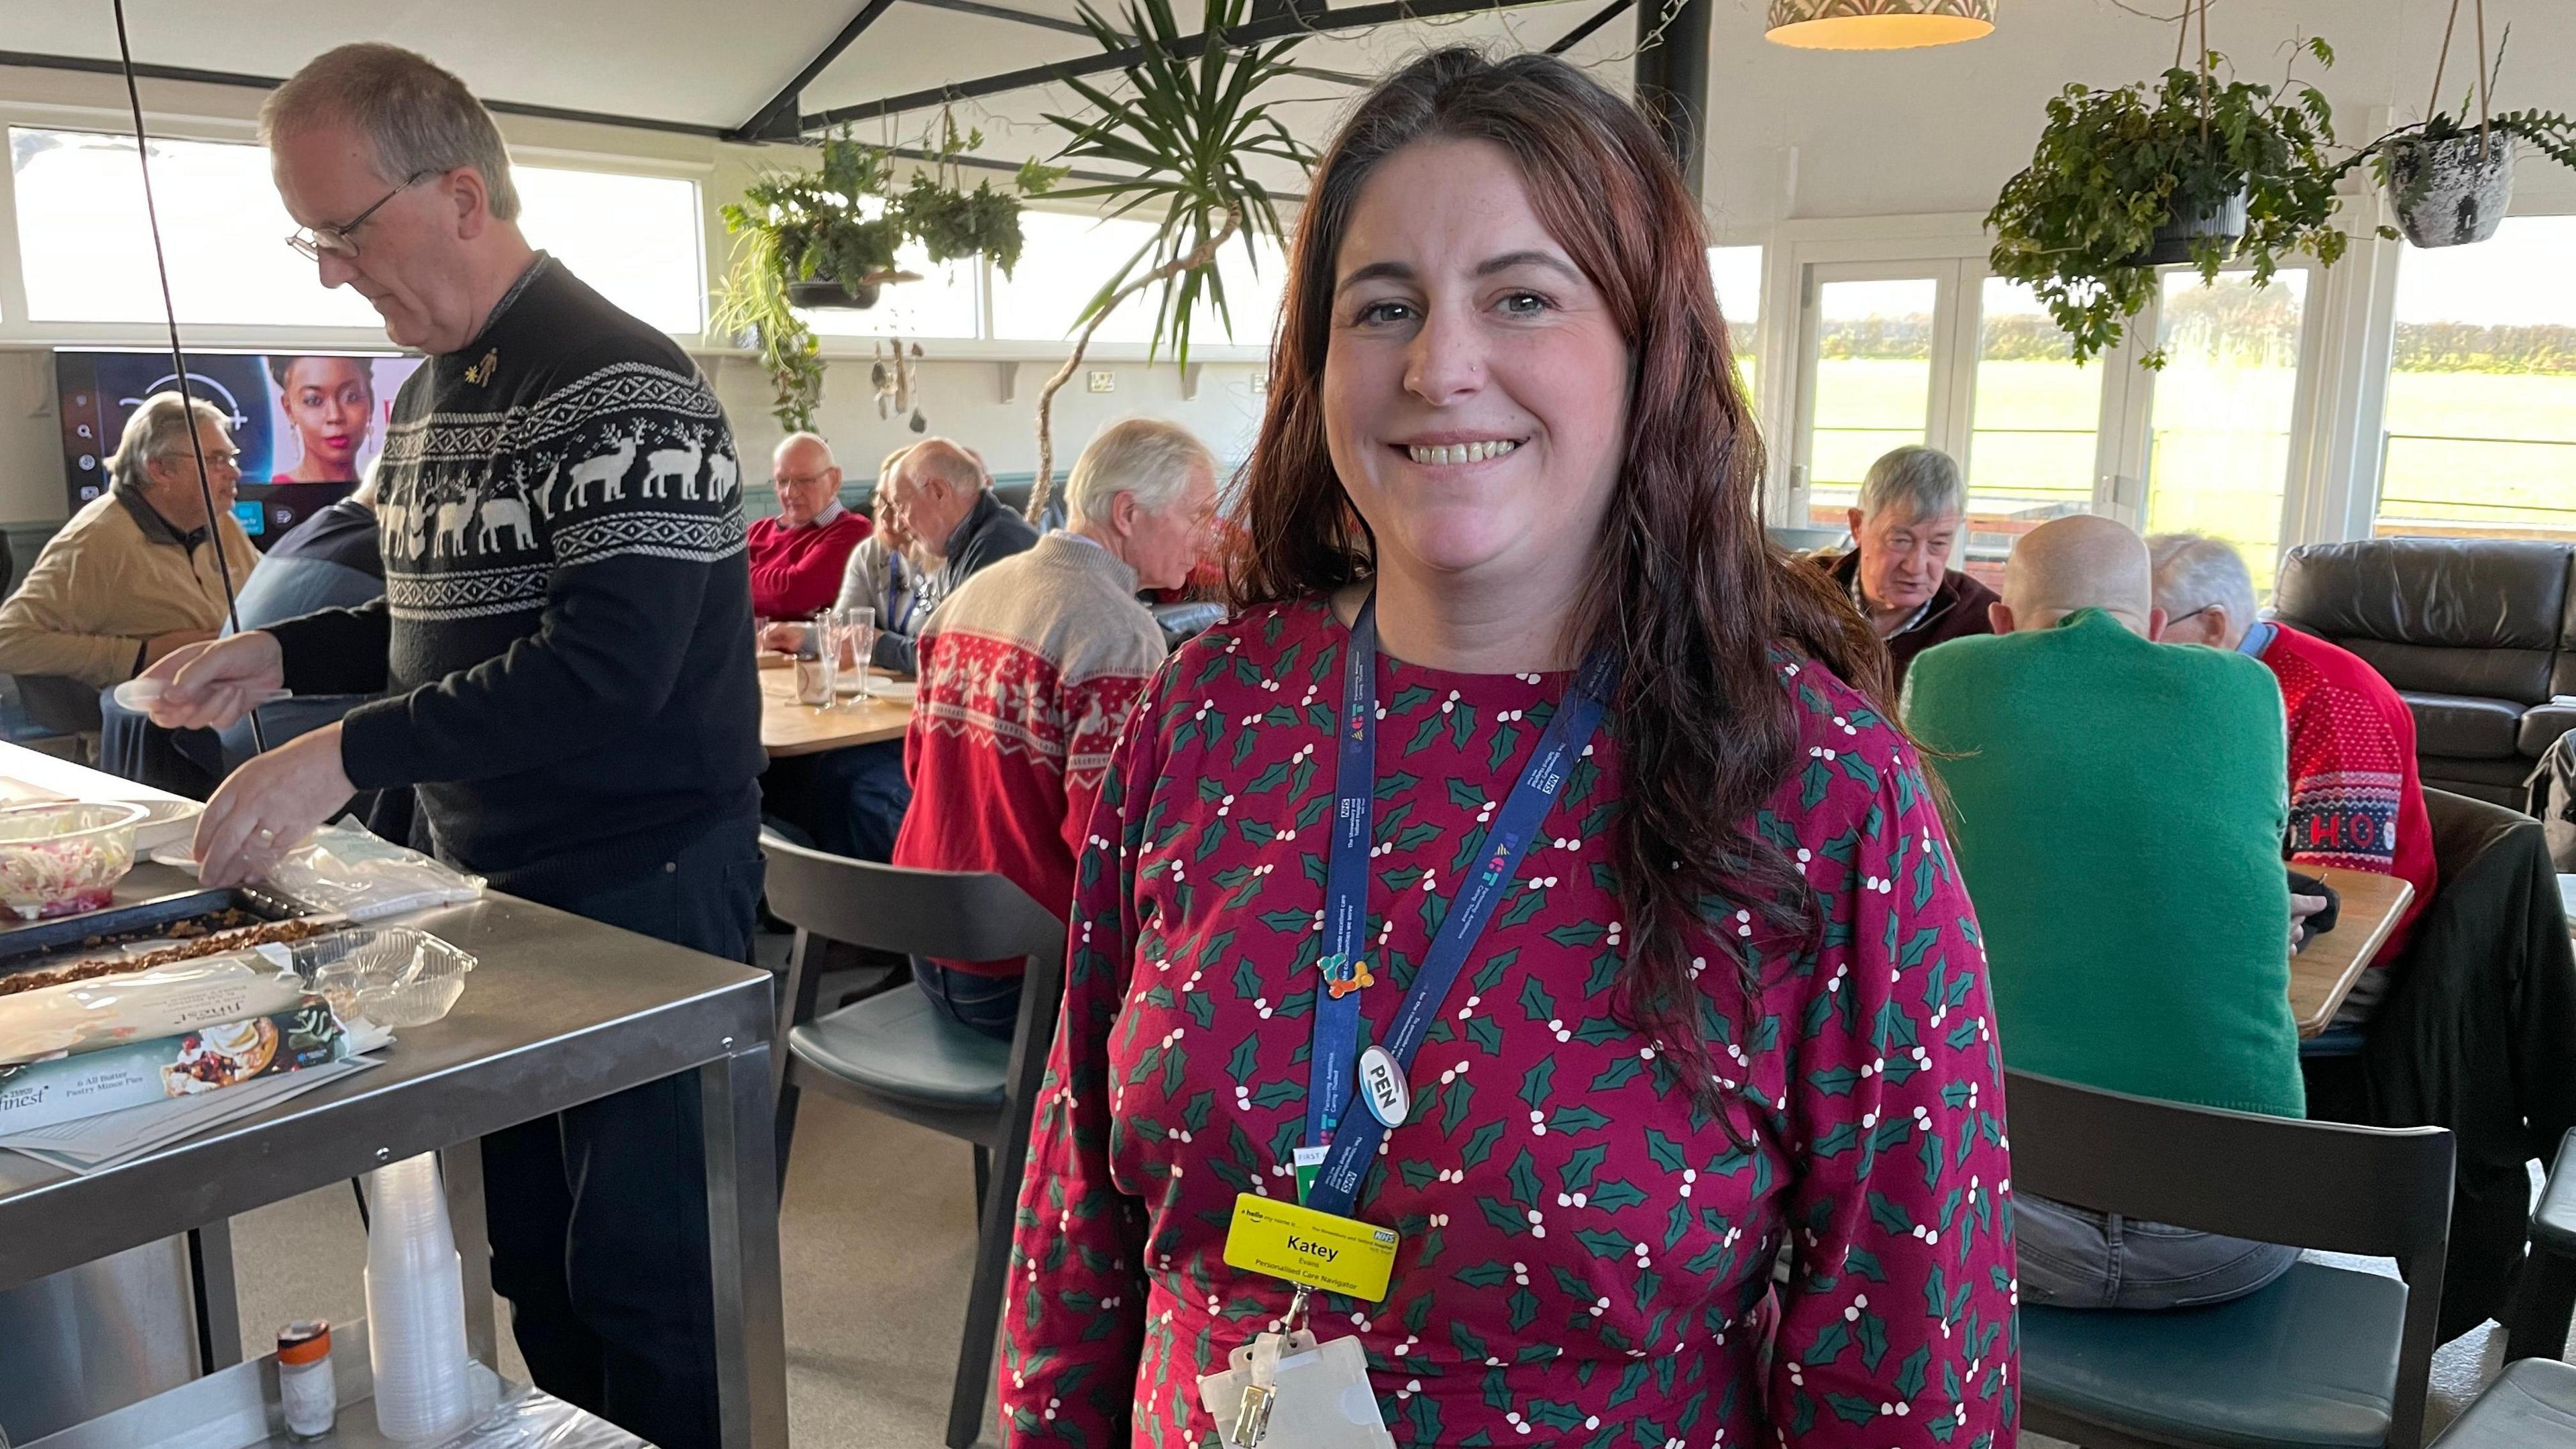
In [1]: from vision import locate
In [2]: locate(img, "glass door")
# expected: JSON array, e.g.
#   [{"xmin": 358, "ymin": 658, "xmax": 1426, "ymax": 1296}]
[
  {"xmin": 1789, "ymin": 266, "xmax": 1952, "ymax": 533},
  {"xmin": 1962, "ymin": 278, "xmax": 2108, "ymax": 571},
  {"xmin": 2140, "ymin": 268, "xmax": 2315, "ymax": 590}
]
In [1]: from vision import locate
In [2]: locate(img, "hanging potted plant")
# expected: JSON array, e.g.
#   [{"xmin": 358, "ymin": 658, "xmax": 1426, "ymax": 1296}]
[
  {"xmin": 1986, "ymin": 15, "xmax": 2350, "ymax": 366},
  {"xmin": 2332, "ymin": 19, "xmax": 2576, "ymax": 249},
  {"xmin": 712, "ymin": 120, "xmax": 1059, "ymax": 431},
  {"xmin": 1022, "ymin": 0, "xmax": 1316, "ymax": 520}
]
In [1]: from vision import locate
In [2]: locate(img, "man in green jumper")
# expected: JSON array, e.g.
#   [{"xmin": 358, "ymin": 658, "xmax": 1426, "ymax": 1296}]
[{"xmin": 1904, "ymin": 514, "xmax": 2304, "ymax": 1309}]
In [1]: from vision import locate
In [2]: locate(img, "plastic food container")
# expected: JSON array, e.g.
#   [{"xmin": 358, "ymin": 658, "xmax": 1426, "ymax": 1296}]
[
  {"xmin": 0, "ymin": 801, "xmax": 147, "ymax": 920},
  {"xmin": 281, "ymin": 926, "xmax": 476, "ymax": 1029}
]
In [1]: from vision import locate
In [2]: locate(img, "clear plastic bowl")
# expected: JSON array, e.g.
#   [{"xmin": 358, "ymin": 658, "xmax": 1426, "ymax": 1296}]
[
  {"xmin": 0, "ymin": 800, "xmax": 147, "ymax": 919},
  {"xmin": 283, "ymin": 926, "xmax": 476, "ymax": 1028}
]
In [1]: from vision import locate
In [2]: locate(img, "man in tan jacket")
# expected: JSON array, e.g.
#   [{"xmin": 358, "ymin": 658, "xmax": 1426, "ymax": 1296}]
[{"xmin": 0, "ymin": 392, "xmax": 260, "ymax": 698}]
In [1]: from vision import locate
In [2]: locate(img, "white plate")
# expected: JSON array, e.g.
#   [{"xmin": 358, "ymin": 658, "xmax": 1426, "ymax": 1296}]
[
  {"xmin": 867, "ymin": 678, "xmax": 919, "ymax": 702},
  {"xmin": 111, "ymin": 678, "xmax": 293, "ymax": 712},
  {"xmin": 130, "ymin": 798, "xmax": 205, "ymax": 852}
]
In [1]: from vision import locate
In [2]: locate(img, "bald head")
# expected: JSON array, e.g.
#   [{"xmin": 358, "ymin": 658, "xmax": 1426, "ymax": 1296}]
[
  {"xmin": 1994, "ymin": 515, "xmax": 2161, "ymax": 637},
  {"xmin": 770, "ymin": 432, "xmax": 841, "ymax": 529}
]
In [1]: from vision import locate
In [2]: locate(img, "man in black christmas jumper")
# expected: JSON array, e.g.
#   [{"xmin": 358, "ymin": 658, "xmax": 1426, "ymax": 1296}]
[{"xmin": 143, "ymin": 44, "xmax": 763, "ymax": 1449}]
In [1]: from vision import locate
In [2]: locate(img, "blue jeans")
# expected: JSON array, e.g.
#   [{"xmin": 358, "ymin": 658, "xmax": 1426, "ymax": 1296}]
[
  {"xmin": 912, "ymin": 957, "xmax": 1022, "ymax": 1040},
  {"xmin": 480, "ymin": 814, "xmax": 763, "ymax": 1449},
  {"xmin": 2016, "ymin": 1191, "xmax": 2300, "ymax": 1309}
]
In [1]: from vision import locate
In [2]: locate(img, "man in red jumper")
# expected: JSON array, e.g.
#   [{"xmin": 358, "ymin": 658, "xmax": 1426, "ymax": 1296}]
[
  {"xmin": 747, "ymin": 432, "xmax": 869, "ymax": 625},
  {"xmin": 894, "ymin": 417, "xmax": 1219, "ymax": 1036},
  {"xmin": 2151, "ymin": 533, "xmax": 2437, "ymax": 1026}
]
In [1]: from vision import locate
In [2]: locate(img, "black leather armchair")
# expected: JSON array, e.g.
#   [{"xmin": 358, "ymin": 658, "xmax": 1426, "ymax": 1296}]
[{"xmin": 2273, "ymin": 537, "xmax": 2576, "ymax": 808}]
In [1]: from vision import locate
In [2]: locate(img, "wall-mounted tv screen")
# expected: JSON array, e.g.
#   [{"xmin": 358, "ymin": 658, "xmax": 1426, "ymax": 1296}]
[{"xmin": 56, "ymin": 349, "xmax": 425, "ymax": 549}]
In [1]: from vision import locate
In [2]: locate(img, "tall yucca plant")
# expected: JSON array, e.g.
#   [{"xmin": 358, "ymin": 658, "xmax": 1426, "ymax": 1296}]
[{"xmin": 1026, "ymin": 0, "xmax": 1315, "ymax": 520}]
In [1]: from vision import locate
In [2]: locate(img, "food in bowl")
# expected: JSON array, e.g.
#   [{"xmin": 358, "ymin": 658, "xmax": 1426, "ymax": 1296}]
[{"xmin": 0, "ymin": 802, "xmax": 148, "ymax": 920}]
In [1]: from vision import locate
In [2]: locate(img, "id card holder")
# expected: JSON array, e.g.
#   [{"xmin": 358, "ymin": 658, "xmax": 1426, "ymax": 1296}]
[{"xmin": 1197, "ymin": 1332, "xmax": 1395, "ymax": 1449}]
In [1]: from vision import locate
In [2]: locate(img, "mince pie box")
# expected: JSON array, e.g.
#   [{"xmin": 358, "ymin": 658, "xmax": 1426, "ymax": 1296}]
[{"xmin": 0, "ymin": 998, "xmax": 352, "ymax": 1134}]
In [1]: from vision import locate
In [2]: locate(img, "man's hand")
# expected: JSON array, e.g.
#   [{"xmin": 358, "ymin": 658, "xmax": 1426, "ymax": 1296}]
[
  {"xmin": 142, "ymin": 631, "xmax": 284, "ymax": 731},
  {"xmin": 2289, "ymin": 892, "xmax": 2331, "ymax": 955},
  {"xmin": 142, "ymin": 629, "xmax": 218, "ymax": 665},
  {"xmin": 192, "ymin": 722, "xmax": 354, "ymax": 887},
  {"xmin": 757, "ymin": 621, "xmax": 812, "ymax": 655}
]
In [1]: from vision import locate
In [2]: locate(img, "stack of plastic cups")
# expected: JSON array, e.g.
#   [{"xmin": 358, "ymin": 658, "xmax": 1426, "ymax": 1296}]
[{"xmin": 362, "ymin": 1152, "xmax": 477, "ymax": 1441}]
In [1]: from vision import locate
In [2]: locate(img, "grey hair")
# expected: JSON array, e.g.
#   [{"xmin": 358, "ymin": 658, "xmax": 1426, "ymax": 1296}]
[
  {"xmin": 1857, "ymin": 445, "xmax": 1965, "ymax": 521},
  {"xmin": 2147, "ymin": 533, "xmax": 2259, "ymax": 641},
  {"xmin": 774, "ymin": 431, "xmax": 836, "ymax": 464},
  {"xmin": 1065, "ymin": 417, "xmax": 1215, "ymax": 529},
  {"xmin": 260, "ymin": 44, "xmax": 521, "ymax": 222},
  {"xmin": 109, "ymin": 393, "xmax": 230, "ymax": 493},
  {"xmin": 902, "ymin": 437, "xmax": 990, "ymax": 493}
]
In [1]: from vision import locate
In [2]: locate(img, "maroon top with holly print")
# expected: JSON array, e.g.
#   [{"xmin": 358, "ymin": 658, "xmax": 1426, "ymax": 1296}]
[{"xmin": 1000, "ymin": 597, "xmax": 2018, "ymax": 1448}]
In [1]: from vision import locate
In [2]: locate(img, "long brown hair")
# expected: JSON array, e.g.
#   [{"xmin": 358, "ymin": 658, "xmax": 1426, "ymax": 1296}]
[{"xmin": 1228, "ymin": 48, "xmax": 1887, "ymax": 1107}]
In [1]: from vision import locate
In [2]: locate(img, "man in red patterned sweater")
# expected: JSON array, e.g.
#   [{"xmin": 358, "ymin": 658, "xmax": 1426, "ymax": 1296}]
[
  {"xmin": 893, "ymin": 417, "xmax": 1220, "ymax": 1036},
  {"xmin": 2153, "ymin": 533, "xmax": 2437, "ymax": 1025}
]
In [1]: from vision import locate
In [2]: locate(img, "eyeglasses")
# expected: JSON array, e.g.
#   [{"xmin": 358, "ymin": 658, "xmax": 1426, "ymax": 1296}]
[
  {"xmin": 284, "ymin": 169, "xmax": 439, "ymax": 262},
  {"xmin": 2167, "ymin": 603, "xmax": 2217, "ymax": 626},
  {"xmin": 773, "ymin": 472, "xmax": 833, "ymax": 489}
]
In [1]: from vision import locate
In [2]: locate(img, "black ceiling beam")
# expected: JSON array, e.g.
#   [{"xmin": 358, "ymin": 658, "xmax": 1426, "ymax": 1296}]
[
  {"xmin": 903, "ymin": 0, "xmax": 1373, "ymax": 86},
  {"xmin": 731, "ymin": 0, "xmax": 906, "ymax": 140},
  {"xmin": 804, "ymin": 0, "xmax": 1562, "ymax": 127},
  {"xmin": 0, "ymin": 49, "xmax": 732, "ymax": 139},
  {"xmin": 1544, "ymin": 0, "xmax": 1631, "ymax": 54}
]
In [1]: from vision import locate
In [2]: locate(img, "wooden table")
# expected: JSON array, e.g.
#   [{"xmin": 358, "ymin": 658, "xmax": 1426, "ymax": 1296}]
[
  {"xmin": 2288, "ymin": 864, "xmax": 2417, "ymax": 1037},
  {"xmin": 759, "ymin": 668, "xmax": 912, "ymax": 757}
]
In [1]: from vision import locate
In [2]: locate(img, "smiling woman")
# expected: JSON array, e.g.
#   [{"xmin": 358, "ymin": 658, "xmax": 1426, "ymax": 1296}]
[{"xmin": 999, "ymin": 46, "xmax": 2017, "ymax": 1449}]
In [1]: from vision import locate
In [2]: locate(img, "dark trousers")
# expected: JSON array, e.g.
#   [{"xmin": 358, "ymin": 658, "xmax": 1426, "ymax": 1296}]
[
  {"xmin": 479, "ymin": 816, "xmax": 764, "ymax": 1449},
  {"xmin": 911, "ymin": 956, "xmax": 1022, "ymax": 1040},
  {"xmin": 760, "ymin": 741, "xmax": 910, "ymax": 861}
]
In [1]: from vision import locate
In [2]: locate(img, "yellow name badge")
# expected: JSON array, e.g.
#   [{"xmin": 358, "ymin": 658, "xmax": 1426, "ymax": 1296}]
[{"xmin": 1222, "ymin": 1194, "xmax": 1400, "ymax": 1303}]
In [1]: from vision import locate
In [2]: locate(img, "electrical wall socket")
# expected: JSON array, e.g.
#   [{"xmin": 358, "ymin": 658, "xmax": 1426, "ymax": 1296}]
[{"xmin": 1087, "ymin": 370, "xmax": 1116, "ymax": 393}]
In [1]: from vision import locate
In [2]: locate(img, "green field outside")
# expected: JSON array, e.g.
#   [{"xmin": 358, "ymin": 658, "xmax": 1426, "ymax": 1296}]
[{"xmin": 1804, "ymin": 358, "xmax": 2576, "ymax": 582}]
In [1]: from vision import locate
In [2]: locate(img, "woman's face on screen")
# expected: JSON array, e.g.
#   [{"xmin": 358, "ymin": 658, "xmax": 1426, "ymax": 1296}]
[{"xmin": 280, "ymin": 356, "xmax": 374, "ymax": 476}]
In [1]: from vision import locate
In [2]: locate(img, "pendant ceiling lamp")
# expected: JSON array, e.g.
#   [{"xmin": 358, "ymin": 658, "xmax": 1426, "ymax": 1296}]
[{"xmin": 1766, "ymin": 0, "xmax": 1996, "ymax": 50}]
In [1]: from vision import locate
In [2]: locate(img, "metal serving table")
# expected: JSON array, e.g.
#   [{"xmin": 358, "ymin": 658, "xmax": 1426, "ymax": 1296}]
[{"xmin": 0, "ymin": 866, "xmax": 789, "ymax": 1449}]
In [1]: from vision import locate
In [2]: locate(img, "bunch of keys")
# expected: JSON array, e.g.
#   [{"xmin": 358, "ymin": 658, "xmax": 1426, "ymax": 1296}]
[{"xmin": 1199, "ymin": 1285, "xmax": 1395, "ymax": 1449}]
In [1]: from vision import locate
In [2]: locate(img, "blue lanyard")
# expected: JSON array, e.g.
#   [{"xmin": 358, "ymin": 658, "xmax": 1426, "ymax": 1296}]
[{"xmin": 1304, "ymin": 596, "xmax": 1618, "ymax": 1220}]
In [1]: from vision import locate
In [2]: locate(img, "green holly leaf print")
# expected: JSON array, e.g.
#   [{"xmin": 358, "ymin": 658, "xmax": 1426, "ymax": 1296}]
[
  {"xmin": 1664, "ymin": 1200, "xmax": 1691, "ymax": 1251},
  {"xmin": 1574, "ymin": 1227, "xmax": 1630, "ymax": 1260},
  {"xmin": 1448, "ymin": 700, "xmax": 1477, "ymax": 749},
  {"xmin": 1487, "ymin": 721, "xmax": 1520, "ymax": 773},
  {"xmin": 1573, "ymin": 1017, "xmax": 1629, "ymax": 1045},
  {"xmin": 1519, "ymin": 977, "xmax": 1557, "ymax": 1023},
  {"xmin": 1506, "ymin": 1148, "xmax": 1542, "ymax": 1208},
  {"xmin": 1897, "ymin": 1343, "xmax": 1931, "ymax": 1397},
  {"xmin": 1546, "ymin": 922, "xmax": 1607, "ymax": 949},
  {"xmin": 1825, "ymin": 1393, "xmax": 1880, "ymax": 1426},
  {"xmin": 1451, "ymin": 1320, "xmax": 1490, "ymax": 1362},
  {"xmin": 1441, "ymin": 1078, "xmax": 1477, "ymax": 1135},
  {"xmin": 1587, "ymin": 1178, "xmax": 1648, "ymax": 1212},
  {"xmin": 1464, "ymin": 1014, "xmax": 1503, "ymax": 1054},
  {"xmin": 1459, "ymin": 1119, "xmax": 1505, "ymax": 1168},
  {"xmin": 1809, "ymin": 1065, "xmax": 1861, "ymax": 1097},
  {"xmin": 1456, "ymin": 1260, "xmax": 1511, "ymax": 1287},
  {"xmin": 1803, "ymin": 1322, "xmax": 1851, "ymax": 1366},
  {"xmin": 1868, "ymin": 1192, "xmax": 1916, "ymax": 1234},
  {"xmin": 1645, "ymin": 1128, "xmax": 1688, "ymax": 1173},
  {"xmin": 1837, "ymin": 751, "xmax": 1880, "ymax": 792},
  {"xmin": 1844, "ymin": 1246, "xmax": 1888, "ymax": 1281},
  {"xmin": 1528, "ymin": 1400, "xmax": 1586, "ymax": 1431},
  {"xmin": 1591, "ymin": 1057, "xmax": 1643, "ymax": 1092},
  {"xmin": 1520, "ymin": 1057, "xmax": 1556, "ymax": 1110},
  {"xmin": 1479, "ymin": 1197, "xmax": 1532, "ymax": 1236},
  {"xmin": 1403, "ymin": 1394, "xmax": 1442, "ymax": 1444},
  {"xmin": 1813, "ymin": 1123, "xmax": 1858, "ymax": 1158},
  {"xmin": 1250, "ymin": 1080, "xmax": 1302, "ymax": 1109},
  {"xmin": 1609, "ymin": 1360, "xmax": 1650, "ymax": 1407},
  {"xmin": 1400, "ymin": 1159, "xmax": 1439, "ymax": 1190},
  {"xmin": 1407, "ymin": 713, "xmax": 1446, "ymax": 753},
  {"xmin": 1559, "ymin": 1144, "xmax": 1607, "ymax": 1195},
  {"xmin": 1389, "ymin": 684, "xmax": 1433, "ymax": 713},
  {"xmin": 1913, "ymin": 851, "xmax": 1939, "ymax": 911},
  {"xmin": 1585, "ymin": 949, "xmax": 1621, "ymax": 997},
  {"xmin": 1497, "ymin": 887, "xmax": 1548, "ymax": 930},
  {"xmin": 1506, "ymin": 1285, "xmax": 1538, "ymax": 1331},
  {"xmin": 1919, "ymin": 1132, "xmax": 1945, "ymax": 1189},
  {"xmin": 1856, "ymin": 1310, "xmax": 1889, "ymax": 1370},
  {"xmin": 1801, "ymin": 758, "xmax": 1833, "ymax": 809},
  {"xmin": 1546, "ymin": 1104, "xmax": 1611, "ymax": 1134}
]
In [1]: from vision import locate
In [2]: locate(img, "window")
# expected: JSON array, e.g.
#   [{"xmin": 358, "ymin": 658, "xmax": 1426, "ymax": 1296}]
[
  {"xmin": 1208, "ymin": 233, "xmax": 1288, "ymax": 348},
  {"xmin": 1708, "ymin": 245, "xmax": 1762, "ymax": 400},
  {"xmin": 2376, "ymin": 215, "xmax": 2576, "ymax": 541},
  {"xmin": 12, "ymin": 127, "xmax": 379, "ymax": 328},
  {"xmin": 514, "ymin": 166, "xmax": 704, "ymax": 333},
  {"xmin": 2143, "ymin": 268, "xmax": 2310, "ymax": 589},
  {"xmin": 1806, "ymin": 276, "xmax": 1936, "ymax": 519},
  {"xmin": 1966, "ymin": 276, "xmax": 2102, "ymax": 531},
  {"xmin": 10, "ymin": 127, "xmax": 706, "ymax": 335},
  {"xmin": 801, "ymin": 241, "xmax": 981, "ymax": 341},
  {"xmin": 991, "ymin": 211, "xmax": 1160, "ymax": 344}
]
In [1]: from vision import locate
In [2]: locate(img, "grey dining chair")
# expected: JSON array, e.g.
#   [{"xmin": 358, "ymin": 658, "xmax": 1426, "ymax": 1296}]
[
  {"xmin": 2504, "ymin": 1128, "xmax": 2576, "ymax": 1363},
  {"xmin": 2422, "ymin": 1357, "xmax": 2576, "ymax": 1446},
  {"xmin": 759, "ymin": 832, "xmax": 1065, "ymax": 1449},
  {"xmin": 2007, "ymin": 1069, "xmax": 2456, "ymax": 1449}
]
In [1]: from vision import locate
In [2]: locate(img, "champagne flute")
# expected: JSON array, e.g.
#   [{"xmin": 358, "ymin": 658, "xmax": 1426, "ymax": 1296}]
[{"xmin": 832, "ymin": 606, "xmax": 877, "ymax": 701}]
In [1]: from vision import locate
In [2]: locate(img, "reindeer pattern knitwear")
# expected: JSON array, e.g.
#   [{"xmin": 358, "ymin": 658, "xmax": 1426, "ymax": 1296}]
[
  {"xmin": 998, "ymin": 598, "xmax": 2018, "ymax": 1449},
  {"xmin": 264, "ymin": 255, "xmax": 763, "ymax": 895}
]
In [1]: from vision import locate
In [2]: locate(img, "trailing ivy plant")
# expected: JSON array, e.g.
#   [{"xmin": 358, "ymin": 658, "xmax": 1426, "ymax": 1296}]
[
  {"xmin": 1986, "ymin": 40, "xmax": 2350, "ymax": 368},
  {"xmin": 712, "ymin": 120, "xmax": 1061, "ymax": 432},
  {"xmin": 1024, "ymin": 0, "xmax": 1316, "ymax": 519}
]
